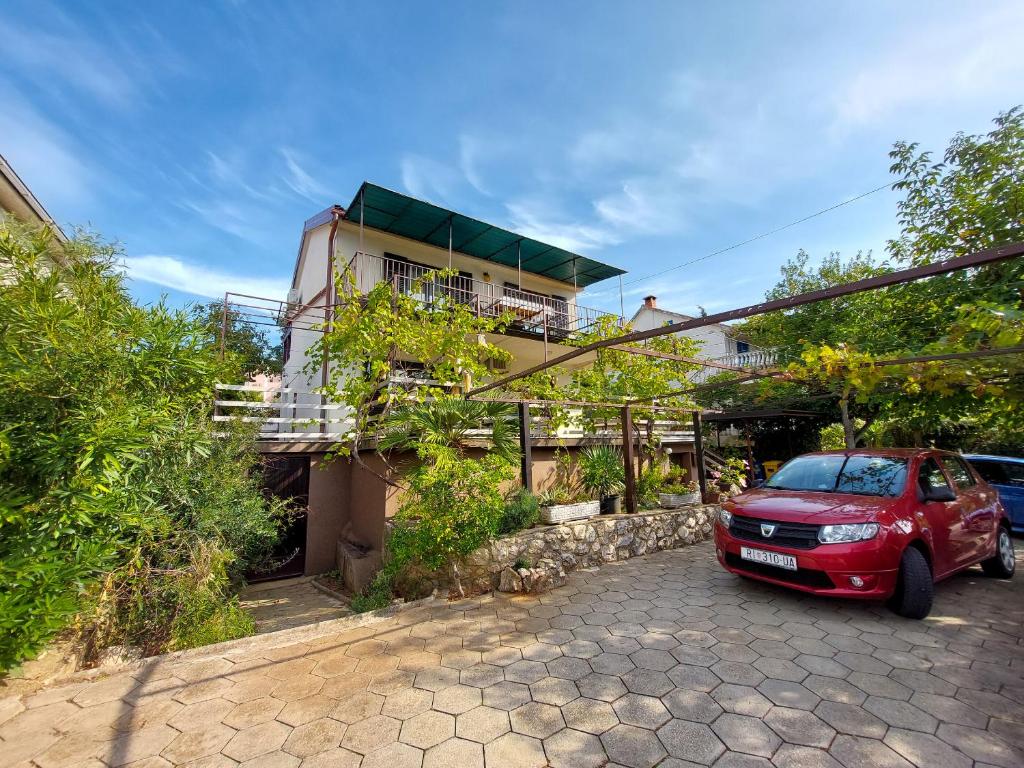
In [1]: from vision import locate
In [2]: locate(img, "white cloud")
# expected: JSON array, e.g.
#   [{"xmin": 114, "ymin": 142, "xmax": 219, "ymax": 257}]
[
  {"xmin": 0, "ymin": 16, "xmax": 139, "ymax": 108},
  {"xmin": 458, "ymin": 135, "xmax": 492, "ymax": 196},
  {"xmin": 400, "ymin": 154, "xmax": 464, "ymax": 204},
  {"xmin": 280, "ymin": 147, "xmax": 331, "ymax": 203},
  {"xmin": 505, "ymin": 198, "xmax": 623, "ymax": 253},
  {"xmin": 832, "ymin": 4, "xmax": 1024, "ymax": 130},
  {"xmin": 122, "ymin": 254, "xmax": 290, "ymax": 300},
  {"xmin": 0, "ymin": 86, "xmax": 92, "ymax": 212}
]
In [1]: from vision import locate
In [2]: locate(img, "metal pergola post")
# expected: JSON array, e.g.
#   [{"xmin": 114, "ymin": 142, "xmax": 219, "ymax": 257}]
[
  {"xmin": 692, "ymin": 410, "xmax": 708, "ymax": 501},
  {"xmin": 622, "ymin": 405, "xmax": 637, "ymax": 514},
  {"xmin": 519, "ymin": 402, "xmax": 533, "ymax": 491}
]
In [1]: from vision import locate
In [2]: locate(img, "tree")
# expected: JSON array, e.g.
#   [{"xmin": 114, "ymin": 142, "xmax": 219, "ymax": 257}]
[
  {"xmin": 378, "ymin": 398, "xmax": 519, "ymax": 466},
  {"xmin": 737, "ymin": 108, "xmax": 1024, "ymax": 449},
  {"xmin": 0, "ymin": 218, "xmax": 283, "ymax": 671},
  {"xmin": 193, "ymin": 301, "xmax": 283, "ymax": 376}
]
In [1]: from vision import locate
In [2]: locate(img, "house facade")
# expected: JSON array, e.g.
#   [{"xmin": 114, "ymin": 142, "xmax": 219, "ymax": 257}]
[
  {"xmin": 0, "ymin": 152, "xmax": 65, "ymax": 239},
  {"xmin": 232, "ymin": 183, "xmax": 699, "ymax": 586},
  {"xmin": 630, "ymin": 295, "xmax": 752, "ymax": 363}
]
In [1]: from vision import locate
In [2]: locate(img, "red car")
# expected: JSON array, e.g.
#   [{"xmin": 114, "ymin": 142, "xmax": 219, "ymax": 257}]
[{"xmin": 714, "ymin": 449, "xmax": 1016, "ymax": 618}]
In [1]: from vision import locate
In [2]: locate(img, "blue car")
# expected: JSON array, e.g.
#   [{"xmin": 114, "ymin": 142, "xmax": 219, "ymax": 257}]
[{"xmin": 965, "ymin": 454, "xmax": 1024, "ymax": 533}]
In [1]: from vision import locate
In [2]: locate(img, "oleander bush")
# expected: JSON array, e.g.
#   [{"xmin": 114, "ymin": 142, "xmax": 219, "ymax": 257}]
[{"xmin": 0, "ymin": 218, "xmax": 284, "ymax": 671}]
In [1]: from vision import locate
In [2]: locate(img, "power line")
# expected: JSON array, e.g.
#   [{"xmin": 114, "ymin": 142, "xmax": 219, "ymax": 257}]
[{"xmin": 624, "ymin": 182, "xmax": 893, "ymax": 286}]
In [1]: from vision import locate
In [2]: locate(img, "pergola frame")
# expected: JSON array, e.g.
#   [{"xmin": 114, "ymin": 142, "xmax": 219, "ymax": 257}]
[{"xmin": 465, "ymin": 242, "xmax": 1024, "ymax": 514}]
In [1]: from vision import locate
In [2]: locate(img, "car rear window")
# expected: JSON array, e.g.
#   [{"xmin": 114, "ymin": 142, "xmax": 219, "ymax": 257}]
[
  {"xmin": 765, "ymin": 455, "xmax": 908, "ymax": 497},
  {"xmin": 969, "ymin": 460, "xmax": 1007, "ymax": 484}
]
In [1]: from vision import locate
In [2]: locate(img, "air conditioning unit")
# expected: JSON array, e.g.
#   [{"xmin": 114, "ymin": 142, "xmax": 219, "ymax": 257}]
[{"xmin": 286, "ymin": 288, "xmax": 301, "ymax": 306}]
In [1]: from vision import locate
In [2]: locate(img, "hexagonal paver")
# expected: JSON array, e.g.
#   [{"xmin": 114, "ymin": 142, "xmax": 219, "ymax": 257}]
[
  {"xmin": 282, "ymin": 717, "xmax": 347, "ymax": 758},
  {"xmin": 712, "ymin": 661, "xmax": 766, "ymax": 686},
  {"xmin": 863, "ymin": 695, "xmax": 939, "ymax": 733},
  {"xmin": 561, "ymin": 697, "xmax": 619, "ymax": 734},
  {"xmin": 341, "ymin": 714, "xmax": 401, "ymax": 755},
  {"xmin": 423, "ymin": 737, "xmax": 483, "ymax": 768},
  {"xmin": 601, "ymin": 723, "xmax": 667, "ymax": 768},
  {"xmin": 360, "ymin": 741, "xmax": 424, "ymax": 768},
  {"xmin": 160, "ymin": 723, "xmax": 235, "ymax": 764},
  {"xmin": 529, "ymin": 677, "xmax": 579, "ymax": 706},
  {"xmin": 413, "ymin": 667, "xmax": 461, "ymax": 692},
  {"xmin": 399, "ymin": 710, "xmax": 455, "ymax": 749},
  {"xmin": 460, "ymin": 663, "xmax": 505, "ymax": 688},
  {"xmin": 668, "ymin": 663, "xmax": 722, "ymax": 692},
  {"xmin": 276, "ymin": 695, "xmax": 336, "ymax": 727},
  {"xmin": 483, "ymin": 732, "xmax": 547, "ymax": 768},
  {"xmin": 772, "ymin": 743, "xmax": 844, "ymax": 768},
  {"xmin": 814, "ymin": 700, "xmax": 888, "ymax": 739},
  {"xmin": 830, "ymin": 735, "xmax": 914, "ymax": 768},
  {"xmin": 544, "ymin": 727, "xmax": 607, "ymax": 767},
  {"xmin": 223, "ymin": 721, "xmax": 292, "ymax": 762},
  {"xmin": 332, "ymin": 691, "xmax": 384, "ymax": 723},
  {"xmin": 765, "ymin": 706, "xmax": 836, "ymax": 748},
  {"xmin": 509, "ymin": 701, "xmax": 565, "ymax": 738},
  {"xmin": 456, "ymin": 705, "xmax": 510, "ymax": 743},
  {"xmin": 712, "ymin": 713, "xmax": 781, "ymax": 758},
  {"xmin": 935, "ymin": 723, "xmax": 1021, "ymax": 768},
  {"xmin": 611, "ymin": 693, "xmax": 671, "ymax": 729},
  {"xmin": 629, "ymin": 648, "xmax": 676, "ymax": 671},
  {"xmin": 657, "ymin": 718, "xmax": 726, "ymax": 764},
  {"xmin": 712, "ymin": 684, "xmax": 773, "ymax": 717},
  {"xmin": 545, "ymin": 657, "xmax": 592, "ymax": 680},
  {"xmin": 503, "ymin": 660, "xmax": 548, "ymax": 685},
  {"xmin": 884, "ymin": 728, "xmax": 972, "ymax": 768},
  {"xmin": 431, "ymin": 684, "xmax": 481, "ymax": 715},
  {"xmin": 663, "ymin": 688, "xmax": 723, "ymax": 723},
  {"xmin": 224, "ymin": 697, "xmax": 285, "ymax": 729},
  {"xmin": 481, "ymin": 682, "xmax": 532, "ymax": 711},
  {"xmin": 621, "ymin": 668, "xmax": 674, "ymax": 696},
  {"xmin": 758, "ymin": 679, "xmax": 821, "ymax": 710}
]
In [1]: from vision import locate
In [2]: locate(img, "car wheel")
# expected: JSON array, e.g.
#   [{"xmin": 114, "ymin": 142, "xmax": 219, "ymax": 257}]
[
  {"xmin": 982, "ymin": 527, "xmax": 1016, "ymax": 579},
  {"xmin": 887, "ymin": 547, "xmax": 933, "ymax": 620}
]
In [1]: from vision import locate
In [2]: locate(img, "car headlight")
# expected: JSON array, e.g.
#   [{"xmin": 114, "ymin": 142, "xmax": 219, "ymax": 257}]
[
  {"xmin": 718, "ymin": 508, "xmax": 733, "ymax": 527},
  {"xmin": 817, "ymin": 523, "xmax": 879, "ymax": 544}
]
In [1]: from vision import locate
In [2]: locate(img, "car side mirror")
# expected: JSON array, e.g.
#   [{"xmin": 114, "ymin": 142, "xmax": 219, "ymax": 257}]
[{"xmin": 924, "ymin": 485, "xmax": 956, "ymax": 502}]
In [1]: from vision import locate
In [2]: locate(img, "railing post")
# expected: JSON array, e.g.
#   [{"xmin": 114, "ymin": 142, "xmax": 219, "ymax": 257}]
[
  {"xmin": 693, "ymin": 410, "xmax": 708, "ymax": 501},
  {"xmin": 519, "ymin": 402, "xmax": 533, "ymax": 491},
  {"xmin": 622, "ymin": 406, "xmax": 637, "ymax": 514},
  {"xmin": 219, "ymin": 292, "xmax": 229, "ymax": 361}
]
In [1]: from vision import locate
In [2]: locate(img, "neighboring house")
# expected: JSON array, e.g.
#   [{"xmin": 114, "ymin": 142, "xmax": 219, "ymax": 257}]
[
  {"xmin": 0, "ymin": 153, "xmax": 66, "ymax": 240},
  {"xmin": 223, "ymin": 182, "xmax": 701, "ymax": 585},
  {"xmin": 630, "ymin": 295, "xmax": 754, "ymax": 363}
]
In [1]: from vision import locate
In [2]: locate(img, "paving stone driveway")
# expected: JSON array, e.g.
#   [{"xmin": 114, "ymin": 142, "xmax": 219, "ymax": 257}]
[{"xmin": 3, "ymin": 540, "xmax": 1024, "ymax": 768}]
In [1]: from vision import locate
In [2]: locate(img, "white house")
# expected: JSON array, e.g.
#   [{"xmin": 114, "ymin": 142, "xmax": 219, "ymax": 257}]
[{"xmin": 630, "ymin": 295, "xmax": 769, "ymax": 370}]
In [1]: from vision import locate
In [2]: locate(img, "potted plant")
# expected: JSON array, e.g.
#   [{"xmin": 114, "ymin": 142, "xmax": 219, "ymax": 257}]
[
  {"xmin": 537, "ymin": 486, "xmax": 600, "ymax": 524},
  {"xmin": 580, "ymin": 445, "xmax": 626, "ymax": 515},
  {"xmin": 658, "ymin": 466, "xmax": 701, "ymax": 507}
]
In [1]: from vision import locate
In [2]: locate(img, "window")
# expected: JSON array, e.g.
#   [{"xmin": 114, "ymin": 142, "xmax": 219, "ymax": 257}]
[
  {"xmin": 663, "ymin": 319, "xmax": 676, "ymax": 327},
  {"xmin": 970, "ymin": 460, "xmax": 1009, "ymax": 485},
  {"xmin": 765, "ymin": 454, "xmax": 907, "ymax": 497},
  {"xmin": 919, "ymin": 458, "xmax": 952, "ymax": 495},
  {"xmin": 940, "ymin": 456, "xmax": 975, "ymax": 489},
  {"xmin": 735, "ymin": 340, "xmax": 750, "ymax": 353}
]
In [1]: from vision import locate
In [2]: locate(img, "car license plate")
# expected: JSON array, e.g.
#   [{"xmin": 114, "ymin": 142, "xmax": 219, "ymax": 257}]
[{"xmin": 740, "ymin": 546, "xmax": 797, "ymax": 571}]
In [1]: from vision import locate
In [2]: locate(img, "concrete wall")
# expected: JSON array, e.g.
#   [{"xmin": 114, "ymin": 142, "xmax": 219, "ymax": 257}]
[
  {"xmin": 631, "ymin": 305, "xmax": 737, "ymax": 358},
  {"xmin": 305, "ymin": 456, "xmax": 351, "ymax": 575}
]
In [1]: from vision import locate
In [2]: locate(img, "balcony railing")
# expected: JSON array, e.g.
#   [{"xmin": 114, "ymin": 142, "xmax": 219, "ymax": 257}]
[{"xmin": 346, "ymin": 252, "xmax": 619, "ymax": 342}]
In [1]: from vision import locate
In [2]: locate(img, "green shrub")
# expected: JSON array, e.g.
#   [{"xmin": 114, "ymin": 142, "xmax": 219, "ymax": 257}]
[
  {"xmin": 498, "ymin": 488, "xmax": 539, "ymax": 534},
  {"xmin": 637, "ymin": 465, "xmax": 664, "ymax": 508},
  {"xmin": 350, "ymin": 569, "xmax": 396, "ymax": 613},
  {"xmin": 0, "ymin": 219, "xmax": 282, "ymax": 671}
]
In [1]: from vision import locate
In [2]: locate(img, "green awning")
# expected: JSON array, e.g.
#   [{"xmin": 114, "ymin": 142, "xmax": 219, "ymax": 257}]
[{"xmin": 343, "ymin": 182, "xmax": 626, "ymax": 288}]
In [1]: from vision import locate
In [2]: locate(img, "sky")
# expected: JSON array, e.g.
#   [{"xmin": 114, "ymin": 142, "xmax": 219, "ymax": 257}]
[{"xmin": 2, "ymin": 1, "xmax": 1023, "ymax": 318}]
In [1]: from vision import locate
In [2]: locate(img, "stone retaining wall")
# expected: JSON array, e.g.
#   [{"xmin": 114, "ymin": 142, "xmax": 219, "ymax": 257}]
[{"xmin": 449, "ymin": 504, "xmax": 718, "ymax": 594}]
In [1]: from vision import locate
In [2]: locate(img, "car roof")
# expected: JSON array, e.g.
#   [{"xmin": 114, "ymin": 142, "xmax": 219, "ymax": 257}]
[
  {"xmin": 963, "ymin": 453, "xmax": 1024, "ymax": 464},
  {"xmin": 804, "ymin": 448, "xmax": 946, "ymax": 459}
]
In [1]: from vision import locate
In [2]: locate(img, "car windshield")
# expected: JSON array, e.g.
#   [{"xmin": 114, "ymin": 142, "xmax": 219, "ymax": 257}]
[{"xmin": 765, "ymin": 455, "xmax": 908, "ymax": 497}]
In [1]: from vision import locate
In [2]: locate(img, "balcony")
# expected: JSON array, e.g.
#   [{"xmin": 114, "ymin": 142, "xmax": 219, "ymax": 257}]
[{"xmin": 346, "ymin": 252, "xmax": 620, "ymax": 343}]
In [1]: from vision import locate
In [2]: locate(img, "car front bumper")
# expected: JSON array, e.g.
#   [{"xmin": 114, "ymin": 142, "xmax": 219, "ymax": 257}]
[{"xmin": 714, "ymin": 523, "xmax": 900, "ymax": 599}]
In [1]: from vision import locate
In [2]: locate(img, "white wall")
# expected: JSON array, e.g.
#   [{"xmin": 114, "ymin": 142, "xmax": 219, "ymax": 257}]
[{"xmin": 630, "ymin": 306, "xmax": 737, "ymax": 359}]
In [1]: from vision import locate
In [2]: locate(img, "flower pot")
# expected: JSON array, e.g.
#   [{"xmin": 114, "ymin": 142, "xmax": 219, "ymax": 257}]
[
  {"xmin": 600, "ymin": 495, "xmax": 621, "ymax": 515},
  {"xmin": 539, "ymin": 500, "xmax": 600, "ymax": 524},
  {"xmin": 658, "ymin": 491, "xmax": 701, "ymax": 508}
]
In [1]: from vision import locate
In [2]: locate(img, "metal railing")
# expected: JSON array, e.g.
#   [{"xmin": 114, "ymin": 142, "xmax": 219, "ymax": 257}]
[{"xmin": 347, "ymin": 251, "xmax": 618, "ymax": 340}]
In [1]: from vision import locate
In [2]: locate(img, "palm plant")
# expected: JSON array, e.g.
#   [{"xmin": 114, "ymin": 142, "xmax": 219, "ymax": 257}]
[
  {"xmin": 377, "ymin": 397, "xmax": 519, "ymax": 464},
  {"xmin": 579, "ymin": 444, "xmax": 626, "ymax": 499}
]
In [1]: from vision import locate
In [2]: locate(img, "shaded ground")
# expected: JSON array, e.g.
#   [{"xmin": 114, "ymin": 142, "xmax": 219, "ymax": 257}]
[
  {"xmin": 240, "ymin": 578, "xmax": 352, "ymax": 634},
  {"xmin": 2, "ymin": 539, "xmax": 1023, "ymax": 767}
]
